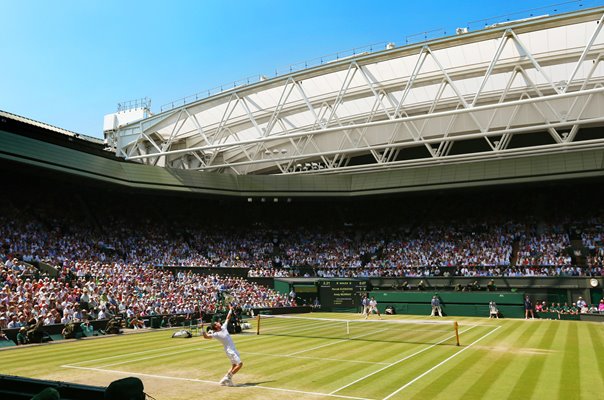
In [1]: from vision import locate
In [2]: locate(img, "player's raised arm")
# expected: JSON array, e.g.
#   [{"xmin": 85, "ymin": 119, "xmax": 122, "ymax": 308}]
[
  {"xmin": 200, "ymin": 318, "xmax": 212, "ymax": 339},
  {"xmin": 224, "ymin": 305, "xmax": 233, "ymax": 324}
]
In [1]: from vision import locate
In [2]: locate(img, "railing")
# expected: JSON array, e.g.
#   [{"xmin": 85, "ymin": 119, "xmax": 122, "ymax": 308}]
[
  {"xmin": 159, "ymin": 0, "xmax": 602, "ymax": 113},
  {"xmin": 117, "ymin": 97, "xmax": 151, "ymax": 113}
]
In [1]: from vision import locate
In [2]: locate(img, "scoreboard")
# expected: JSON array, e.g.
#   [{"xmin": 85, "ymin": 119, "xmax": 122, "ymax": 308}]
[{"xmin": 318, "ymin": 280, "xmax": 368, "ymax": 308}]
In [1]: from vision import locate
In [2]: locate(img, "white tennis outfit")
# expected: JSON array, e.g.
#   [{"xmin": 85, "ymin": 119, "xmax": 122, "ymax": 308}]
[{"xmin": 212, "ymin": 324, "xmax": 242, "ymax": 364}]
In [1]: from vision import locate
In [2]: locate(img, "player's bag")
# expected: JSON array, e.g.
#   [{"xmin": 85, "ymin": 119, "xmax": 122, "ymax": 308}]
[{"xmin": 171, "ymin": 329, "xmax": 192, "ymax": 338}]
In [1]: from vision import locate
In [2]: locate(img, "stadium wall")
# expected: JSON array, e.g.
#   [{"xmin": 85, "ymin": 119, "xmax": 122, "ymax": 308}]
[
  {"xmin": 370, "ymin": 291, "xmax": 526, "ymax": 318},
  {"xmin": 3, "ymin": 126, "xmax": 604, "ymax": 197}
]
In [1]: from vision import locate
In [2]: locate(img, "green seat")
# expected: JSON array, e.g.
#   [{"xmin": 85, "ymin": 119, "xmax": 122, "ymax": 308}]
[{"xmin": 0, "ymin": 340, "xmax": 16, "ymax": 348}]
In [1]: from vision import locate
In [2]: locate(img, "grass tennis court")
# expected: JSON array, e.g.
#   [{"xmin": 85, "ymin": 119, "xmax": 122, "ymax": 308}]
[{"xmin": 1, "ymin": 313, "xmax": 603, "ymax": 400}]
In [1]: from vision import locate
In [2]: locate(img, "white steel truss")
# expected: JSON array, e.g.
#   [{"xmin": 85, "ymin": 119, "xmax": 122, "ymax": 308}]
[{"xmin": 108, "ymin": 8, "xmax": 604, "ymax": 175}]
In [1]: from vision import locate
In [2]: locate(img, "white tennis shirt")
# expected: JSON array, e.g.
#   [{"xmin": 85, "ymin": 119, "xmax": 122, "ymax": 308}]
[{"xmin": 212, "ymin": 323, "xmax": 237, "ymax": 352}]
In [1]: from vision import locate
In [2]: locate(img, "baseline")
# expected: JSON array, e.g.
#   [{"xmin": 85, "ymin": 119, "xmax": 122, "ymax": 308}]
[{"xmin": 61, "ymin": 365, "xmax": 374, "ymax": 400}]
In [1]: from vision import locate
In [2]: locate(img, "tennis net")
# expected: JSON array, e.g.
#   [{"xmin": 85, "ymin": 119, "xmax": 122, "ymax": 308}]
[{"xmin": 256, "ymin": 314, "xmax": 461, "ymax": 346}]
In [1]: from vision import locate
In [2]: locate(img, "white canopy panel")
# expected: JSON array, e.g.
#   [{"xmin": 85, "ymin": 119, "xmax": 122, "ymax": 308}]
[{"xmin": 108, "ymin": 7, "xmax": 604, "ymax": 175}]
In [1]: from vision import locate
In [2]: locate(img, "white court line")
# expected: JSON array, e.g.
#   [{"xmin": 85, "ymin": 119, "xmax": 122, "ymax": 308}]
[
  {"xmin": 330, "ymin": 325, "xmax": 478, "ymax": 395},
  {"xmin": 287, "ymin": 328, "xmax": 389, "ymax": 356},
  {"xmin": 61, "ymin": 365, "xmax": 373, "ymax": 400},
  {"xmin": 195, "ymin": 347, "xmax": 391, "ymax": 365},
  {"xmin": 382, "ymin": 325, "xmax": 502, "ymax": 400}
]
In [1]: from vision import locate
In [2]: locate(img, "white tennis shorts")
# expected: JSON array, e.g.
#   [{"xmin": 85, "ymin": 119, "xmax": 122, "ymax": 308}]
[{"xmin": 226, "ymin": 348, "xmax": 242, "ymax": 365}]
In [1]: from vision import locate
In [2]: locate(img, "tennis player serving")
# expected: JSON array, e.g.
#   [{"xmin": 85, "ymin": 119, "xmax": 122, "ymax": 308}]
[{"xmin": 201, "ymin": 305, "xmax": 243, "ymax": 386}]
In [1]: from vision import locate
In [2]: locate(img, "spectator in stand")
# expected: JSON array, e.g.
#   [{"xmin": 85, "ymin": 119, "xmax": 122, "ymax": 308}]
[
  {"xmin": 81, "ymin": 318, "xmax": 94, "ymax": 337},
  {"xmin": 569, "ymin": 303, "xmax": 579, "ymax": 315},
  {"xmin": 16, "ymin": 327, "xmax": 27, "ymax": 345},
  {"xmin": 130, "ymin": 314, "xmax": 145, "ymax": 330}
]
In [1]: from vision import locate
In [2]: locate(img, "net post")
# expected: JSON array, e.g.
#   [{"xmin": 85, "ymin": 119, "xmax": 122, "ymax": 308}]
[
  {"xmin": 346, "ymin": 321, "xmax": 350, "ymax": 335},
  {"xmin": 454, "ymin": 321, "xmax": 460, "ymax": 346},
  {"xmin": 256, "ymin": 314, "xmax": 261, "ymax": 335}
]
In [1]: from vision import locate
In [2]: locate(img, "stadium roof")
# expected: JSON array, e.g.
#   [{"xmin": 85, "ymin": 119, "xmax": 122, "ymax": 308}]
[
  {"xmin": 106, "ymin": 6, "xmax": 604, "ymax": 177},
  {"xmin": 1, "ymin": 109, "xmax": 103, "ymax": 145}
]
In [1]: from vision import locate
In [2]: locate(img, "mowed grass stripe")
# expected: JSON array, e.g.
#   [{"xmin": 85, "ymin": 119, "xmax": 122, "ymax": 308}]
[
  {"xmin": 1, "ymin": 329, "xmax": 234, "ymax": 377},
  {"xmin": 458, "ymin": 320, "xmax": 536, "ymax": 400},
  {"xmin": 246, "ymin": 326, "xmax": 382, "ymax": 358},
  {"xmin": 302, "ymin": 329, "xmax": 452, "ymax": 365},
  {"xmin": 586, "ymin": 323, "xmax": 604, "ymax": 392},
  {"xmin": 248, "ymin": 319, "xmax": 453, "ymax": 364},
  {"xmin": 0, "ymin": 333, "xmax": 195, "ymax": 373},
  {"xmin": 404, "ymin": 322, "xmax": 517, "ymax": 400},
  {"xmin": 246, "ymin": 324, "xmax": 462, "ymax": 393},
  {"xmin": 380, "ymin": 325, "xmax": 501, "ymax": 400},
  {"xmin": 403, "ymin": 340, "xmax": 493, "ymax": 400},
  {"xmin": 335, "ymin": 327, "xmax": 485, "ymax": 398},
  {"xmin": 276, "ymin": 355, "xmax": 382, "ymax": 392},
  {"xmin": 257, "ymin": 320, "xmax": 366, "ymax": 354},
  {"xmin": 331, "ymin": 324, "xmax": 482, "ymax": 397},
  {"xmin": 463, "ymin": 320, "xmax": 540, "ymax": 400},
  {"xmin": 580, "ymin": 323, "xmax": 604, "ymax": 397},
  {"xmin": 505, "ymin": 320, "xmax": 560, "ymax": 400},
  {"xmin": 558, "ymin": 322, "xmax": 580, "ymax": 400},
  {"xmin": 241, "ymin": 336, "xmax": 408, "ymax": 398},
  {"xmin": 205, "ymin": 326, "xmax": 424, "ymax": 386}
]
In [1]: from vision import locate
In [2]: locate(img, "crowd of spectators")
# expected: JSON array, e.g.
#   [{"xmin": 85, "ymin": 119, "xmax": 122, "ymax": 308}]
[
  {"xmin": 535, "ymin": 298, "xmax": 604, "ymax": 316},
  {"xmin": 3, "ymin": 202, "xmax": 604, "ymax": 278},
  {"xmin": 0, "ymin": 257, "xmax": 294, "ymax": 330},
  {"xmin": 3, "ymin": 187, "xmax": 604, "ymax": 332}
]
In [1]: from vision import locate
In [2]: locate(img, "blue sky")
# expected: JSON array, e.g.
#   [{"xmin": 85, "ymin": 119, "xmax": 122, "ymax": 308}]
[{"xmin": 1, "ymin": 0, "xmax": 601, "ymax": 138}]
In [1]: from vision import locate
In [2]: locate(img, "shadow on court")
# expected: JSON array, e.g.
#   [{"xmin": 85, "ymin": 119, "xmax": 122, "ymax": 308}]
[{"xmin": 238, "ymin": 380, "xmax": 275, "ymax": 387}]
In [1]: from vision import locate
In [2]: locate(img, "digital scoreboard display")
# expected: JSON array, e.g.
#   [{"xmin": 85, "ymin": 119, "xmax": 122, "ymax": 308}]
[{"xmin": 318, "ymin": 280, "xmax": 368, "ymax": 308}]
